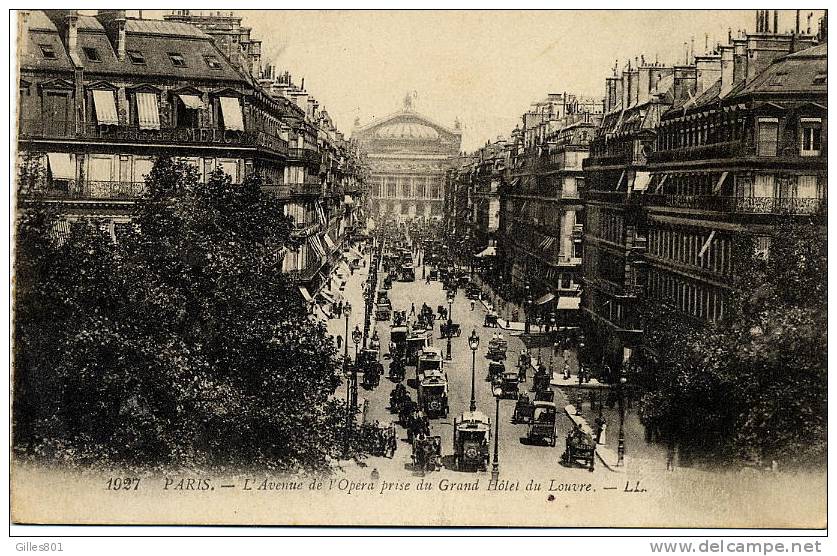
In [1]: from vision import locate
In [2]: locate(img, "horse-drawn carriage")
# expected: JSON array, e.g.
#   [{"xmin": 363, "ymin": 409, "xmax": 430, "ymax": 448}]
[
  {"xmin": 400, "ymin": 263, "xmax": 416, "ymax": 282},
  {"xmin": 428, "ymin": 267, "xmax": 439, "ymax": 281},
  {"xmin": 527, "ymin": 401, "xmax": 557, "ymax": 446},
  {"xmin": 514, "ymin": 389, "xmax": 554, "ymax": 423},
  {"xmin": 465, "ymin": 283, "xmax": 481, "ymax": 300},
  {"xmin": 359, "ymin": 349, "xmax": 383, "ymax": 389},
  {"xmin": 388, "ymin": 355, "xmax": 406, "ymax": 382},
  {"xmin": 403, "ymin": 407, "xmax": 431, "ymax": 444},
  {"xmin": 497, "ymin": 370, "xmax": 520, "ymax": 399},
  {"xmin": 375, "ymin": 303, "xmax": 391, "ymax": 321},
  {"xmin": 439, "ymin": 319, "xmax": 461, "ymax": 339},
  {"xmin": 453, "ymin": 411, "xmax": 491, "ymax": 472},
  {"xmin": 383, "ymin": 274, "xmax": 393, "ymax": 290},
  {"xmin": 487, "ymin": 336, "xmax": 507, "ymax": 361},
  {"xmin": 532, "ymin": 365, "xmax": 552, "ymax": 393},
  {"xmin": 411, "ymin": 434, "xmax": 442, "ymax": 474},
  {"xmin": 360, "ymin": 421, "xmax": 397, "ymax": 458},
  {"xmin": 483, "ymin": 310, "xmax": 499, "ymax": 328},
  {"xmin": 562, "ymin": 425, "xmax": 596, "ymax": 471},
  {"xmin": 389, "ymin": 383, "xmax": 410, "ymax": 414},
  {"xmin": 406, "ymin": 332, "xmax": 431, "ymax": 367},
  {"xmin": 390, "ymin": 324, "xmax": 408, "ymax": 359}
]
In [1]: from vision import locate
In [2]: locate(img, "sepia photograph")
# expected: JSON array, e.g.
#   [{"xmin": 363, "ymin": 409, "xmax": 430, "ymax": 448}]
[{"xmin": 8, "ymin": 5, "xmax": 829, "ymax": 532}]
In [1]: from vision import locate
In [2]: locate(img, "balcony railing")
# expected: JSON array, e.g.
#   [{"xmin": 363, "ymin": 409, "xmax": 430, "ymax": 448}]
[
  {"xmin": 20, "ymin": 180, "xmax": 146, "ymax": 201},
  {"xmin": 287, "ymin": 147, "xmax": 320, "ymax": 167},
  {"xmin": 648, "ymin": 141, "xmax": 747, "ymax": 163},
  {"xmin": 584, "ymin": 190, "xmax": 628, "ymax": 204},
  {"xmin": 641, "ymin": 194, "xmax": 826, "ymax": 215},
  {"xmin": 19, "ymin": 120, "xmax": 288, "ymax": 157}
]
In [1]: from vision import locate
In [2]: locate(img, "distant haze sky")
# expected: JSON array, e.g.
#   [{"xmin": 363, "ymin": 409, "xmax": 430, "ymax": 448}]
[{"xmin": 132, "ymin": 10, "xmax": 819, "ymax": 151}]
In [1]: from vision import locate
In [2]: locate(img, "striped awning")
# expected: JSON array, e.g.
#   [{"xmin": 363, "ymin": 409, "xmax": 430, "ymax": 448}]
[
  {"xmin": 219, "ymin": 96, "xmax": 244, "ymax": 131},
  {"xmin": 92, "ymin": 90, "xmax": 119, "ymax": 125},
  {"xmin": 178, "ymin": 94, "xmax": 205, "ymax": 110},
  {"xmin": 309, "ymin": 235, "xmax": 326, "ymax": 260},
  {"xmin": 136, "ymin": 92, "xmax": 160, "ymax": 130},
  {"xmin": 323, "ymin": 233, "xmax": 336, "ymax": 252},
  {"xmin": 298, "ymin": 286, "xmax": 313, "ymax": 303},
  {"xmin": 557, "ymin": 296, "xmax": 581, "ymax": 310},
  {"xmin": 47, "ymin": 152, "xmax": 74, "ymax": 180}
]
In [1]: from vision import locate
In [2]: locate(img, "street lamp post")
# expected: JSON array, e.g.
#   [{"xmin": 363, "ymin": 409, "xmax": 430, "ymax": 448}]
[
  {"xmin": 617, "ymin": 367, "xmax": 627, "ymax": 466},
  {"xmin": 351, "ymin": 325, "xmax": 362, "ymax": 412},
  {"xmin": 446, "ymin": 294, "xmax": 454, "ymax": 361},
  {"xmin": 468, "ymin": 330, "xmax": 480, "ymax": 412},
  {"xmin": 343, "ymin": 301, "xmax": 353, "ymax": 456},
  {"xmin": 491, "ymin": 385, "xmax": 502, "ymax": 482},
  {"xmin": 524, "ymin": 284, "xmax": 531, "ymax": 335}
]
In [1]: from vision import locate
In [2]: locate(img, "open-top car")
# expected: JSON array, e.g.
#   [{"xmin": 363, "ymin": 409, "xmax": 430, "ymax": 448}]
[
  {"xmin": 453, "ymin": 411, "xmax": 491, "ymax": 472},
  {"xmin": 418, "ymin": 370, "xmax": 449, "ymax": 418},
  {"xmin": 513, "ymin": 392, "xmax": 534, "ymax": 424},
  {"xmin": 439, "ymin": 319, "xmax": 461, "ymax": 339},
  {"xmin": 487, "ymin": 337, "xmax": 507, "ymax": 361},
  {"xmin": 528, "ymin": 401, "xmax": 557, "ymax": 446}
]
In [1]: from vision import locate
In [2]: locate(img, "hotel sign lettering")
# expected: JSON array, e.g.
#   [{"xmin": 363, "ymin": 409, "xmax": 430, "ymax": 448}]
[{"xmin": 95, "ymin": 126, "xmax": 251, "ymax": 146}]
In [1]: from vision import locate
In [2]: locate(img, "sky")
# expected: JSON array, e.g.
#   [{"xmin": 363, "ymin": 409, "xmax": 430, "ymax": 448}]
[{"xmin": 139, "ymin": 10, "xmax": 819, "ymax": 151}]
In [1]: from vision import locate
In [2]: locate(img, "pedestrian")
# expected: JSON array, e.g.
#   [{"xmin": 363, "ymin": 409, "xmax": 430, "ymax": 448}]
[
  {"xmin": 336, "ymin": 334, "xmax": 343, "ymax": 350},
  {"xmin": 470, "ymin": 299, "xmax": 475, "ymax": 311},
  {"xmin": 410, "ymin": 302, "xmax": 416, "ymax": 316},
  {"xmin": 370, "ymin": 467, "xmax": 380, "ymax": 481}
]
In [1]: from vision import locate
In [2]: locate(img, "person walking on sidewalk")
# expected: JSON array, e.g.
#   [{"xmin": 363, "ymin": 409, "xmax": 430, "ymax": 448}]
[
  {"xmin": 410, "ymin": 303, "xmax": 416, "ymax": 317},
  {"xmin": 336, "ymin": 334, "xmax": 343, "ymax": 351},
  {"xmin": 470, "ymin": 299, "xmax": 475, "ymax": 311}
]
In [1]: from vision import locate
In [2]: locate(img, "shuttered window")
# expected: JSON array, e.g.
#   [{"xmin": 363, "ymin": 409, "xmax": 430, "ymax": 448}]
[
  {"xmin": 756, "ymin": 118, "xmax": 778, "ymax": 157},
  {"xmin": 219, "ymin": 97, "xmax": 244, "ymax": 131}
]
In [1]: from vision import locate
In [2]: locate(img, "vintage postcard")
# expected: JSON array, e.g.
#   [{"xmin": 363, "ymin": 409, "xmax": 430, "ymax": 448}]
[{"xmin": 10, "ymin": 8, "xmax": 827, "ymax": 528}]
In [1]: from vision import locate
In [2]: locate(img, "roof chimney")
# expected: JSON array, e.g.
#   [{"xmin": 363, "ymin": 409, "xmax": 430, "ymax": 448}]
[
  {"xmin": 719, "ymin": 44, "xmax": 735, "ymax": 97},
  {"xmin": 45, "ymin": 10, "xmax": 80, "ymax": 64},
  {"xmin": 694, "ymin": 53, "xmax": 721, "ymax": 94},
  {"xmin": 672, "ymin": 65, "xmax": 697, "ymax": 104},
  {"xmin": 98, "ymin": 10, "xmax": 127, "ymax": 62}
]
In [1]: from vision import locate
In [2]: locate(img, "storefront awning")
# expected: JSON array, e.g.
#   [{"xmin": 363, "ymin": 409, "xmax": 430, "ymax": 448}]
[
  {"xmin": 136, "ymin": 92, "xmax": 160, "ymax": 130},
  {"xmin": 557, "ymin": 296, "xmax": 581, "ymax": 310},
  {"xmin": 475, "ymin": 246, "xmax": 496, "ymax": 258},
  {"xmin": 319, "ymin": 289, "xmax": 336, "ymax": 304},
  {"xmin": 535, "ymin": 292, "xmax": 555, "ymax": 305},
  {"xmin": 308, "ymin": 236, "xmax": 326, "ymax": 261},
  {"xmin": 347, "ymin": 247, "xmax": 363, "ymax": 259},
  {"xmin": 298, "ymin": 286, "xmax": 313, "ymax": 303},
  {"xmin": 92, "ymin": 89, "xmax": 119, "ymax": 125},
  {"xmin": 178, "ymin": 94, "xmax": 206, "ymax": 110},
  {"xmin": 47, "ymin": 153, "xmax": 74, "ymax": 180},
  {"xmin": 632, "ymin": 171, "xmax": 652, "ymax": 192},
  {"xmin": 219, "ymin": 96, "xmax": 244, "ymax": 131},
  {"xmin": 323, "ymin": 233, "xmax": 336, "ymax": 252}
]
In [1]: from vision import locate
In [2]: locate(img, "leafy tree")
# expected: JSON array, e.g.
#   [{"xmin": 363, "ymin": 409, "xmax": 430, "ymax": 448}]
[
  {"xmin": 636, "ymin": 218, "xmax": 827, "ymax": 468},
  {"xmin": 14, "ymin": 158, "xmax": 356, "ymax": 471}
]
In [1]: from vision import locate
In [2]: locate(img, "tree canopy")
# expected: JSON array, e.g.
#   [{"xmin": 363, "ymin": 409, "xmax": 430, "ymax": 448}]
[
  {"xmin": 635, "ymin": 220, "xmax": 827, "ymax": 468},
  {"xmin": 14, "ymin": 158, "xmax": 352, "ymax": 472}
]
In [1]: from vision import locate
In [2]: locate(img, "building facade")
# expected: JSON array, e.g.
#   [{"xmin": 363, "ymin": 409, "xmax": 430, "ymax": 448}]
[
  {"xmin": 581, "ymin": 13, "xmax": 826, "ymax": 366},
  {"xmin": 353, "ymin": 96, "xmax": 461, "ymax": 221},
  {"xmin": 17, "ymin": 9, "xmax": 368, "ymax": 301}
]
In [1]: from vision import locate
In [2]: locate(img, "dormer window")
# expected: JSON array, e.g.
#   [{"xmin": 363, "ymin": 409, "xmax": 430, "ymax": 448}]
[
  {"xmin": 168, "ymin": 52, "xmax": 186, "ymax": 67},
  {"xmin": 127, "ymin": 50, "xmax": 146, "ymax": 65},
  {"xmin": 39, "ymin": 44, "xmax": 56, "ymax": 59},
  {"xmin": 83, "ymin": 47, "xmax": 102, "ymax": 63},
  {"xmin": 204, "ymin": 55, "xmax": 222, "ymax": 70}
]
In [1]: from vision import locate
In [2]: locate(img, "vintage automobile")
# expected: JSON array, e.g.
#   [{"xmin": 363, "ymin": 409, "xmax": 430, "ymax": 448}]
[
  {"xmin": 428, "ymin": 268, "xmax": 439, "ymax": 281},
  {"xmin": 486, "ymin": 360, "xmax": 506, "ymax": 383},
  {"xmin": 527, "ymin": 401, "xmax": 557, "ymax": 446},
  {"xmin": 562, "ymin": 425, "xmax": 596, "ymax": 471},
  {"xmin": 439, "ymin": 319, "xmax": 461, "ymax": 339},
  {"xmin": 513, "ymin": 392, "xmax": 534, "ymax": 424},
  {"xmin": 376, "ymin": 290, "xmax": 391, "ymax": 306},
  {"xmin": 360, "ymin": 421, "xmax": 397, "ymax": 458},
  {"xmin": 406, "ymin": 333, "xmax": 432, "ymax": 367},
  {"xmin": 438, "ymin": 267, "xmax": 449, "ymax": 282},
  {"xmin": 375, "ymin": 302, "xmax": 392, "ymax": 321},
  {"xmin": 383, "ymin": 275, "xmax": 393, "ymax": 290},
  {"xmin": 411, "ymin": 434, "xmax": 442, "ymax": 474},
  {"xmin": 465, "ymin": 283, "xmax": 481, "ymax": 300},
  {"xmin": 453, "ymin": 411, "xmax": 491, "ymax": 472},
  {"xmin": 487, "ymin": 337, "xmax": 508, "ymax": 361},
  {"xmin": 416, "ymin": 346, "xmax": 443, "ymax": 382},
  {"xmin": 418, "ymin": 370, "xmax": 449, "ymax": 418},
  {"xmin": 498, "ymin": 370, "xmax": 520, "ymax": 399},
  {"xmin": 360, "ymin": 351, "xmax": 383, "ymax": 389}
]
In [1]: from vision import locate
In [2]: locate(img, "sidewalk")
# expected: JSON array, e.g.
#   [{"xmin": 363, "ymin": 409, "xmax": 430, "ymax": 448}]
[{"xmin": 564, "ymin": 404, "xmax": 625, "ymax": 473}]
